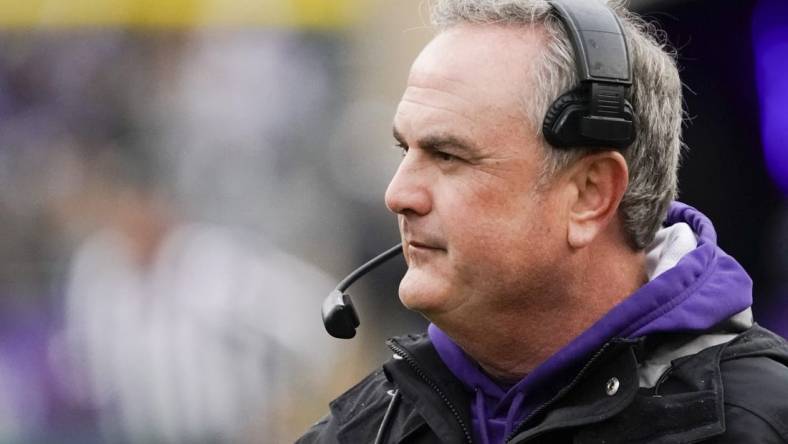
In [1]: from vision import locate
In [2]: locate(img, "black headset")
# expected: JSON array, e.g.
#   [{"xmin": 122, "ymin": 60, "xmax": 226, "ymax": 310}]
[
  {"xmin": 322, "ymin": 0, "xmax": 636, "ymax": 339},
  {"xmin": 543, "ymin": 0, "xmax": 635, "ymax": 149}
]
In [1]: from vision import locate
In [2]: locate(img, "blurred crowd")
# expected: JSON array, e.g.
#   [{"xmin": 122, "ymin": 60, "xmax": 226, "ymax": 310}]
[{"xmin": 0, "ymin": 9, "xmax": 432, "ymax": 442}]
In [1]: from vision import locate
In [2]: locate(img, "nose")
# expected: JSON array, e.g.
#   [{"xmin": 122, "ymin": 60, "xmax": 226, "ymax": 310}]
[{"xmin": 385, "ymin": 153, "xmax": 432, "ymax": 216}]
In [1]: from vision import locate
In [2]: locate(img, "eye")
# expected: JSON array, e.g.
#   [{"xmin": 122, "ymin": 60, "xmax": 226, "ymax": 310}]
[{"xmin": 435, "ymin": 151, "xmax": 456, "ymax": 162}]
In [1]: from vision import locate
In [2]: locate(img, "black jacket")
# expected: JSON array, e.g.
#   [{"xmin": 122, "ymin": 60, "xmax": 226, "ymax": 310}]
[{"xmin": 297, "ymin": 326, "xmax": 788, "ymax": 443}]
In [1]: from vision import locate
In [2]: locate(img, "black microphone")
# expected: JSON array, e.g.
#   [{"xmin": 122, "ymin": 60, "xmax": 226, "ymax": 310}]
[{"xmin": 322, "ymin": 243, "xmax": 403, "ymax": 339}]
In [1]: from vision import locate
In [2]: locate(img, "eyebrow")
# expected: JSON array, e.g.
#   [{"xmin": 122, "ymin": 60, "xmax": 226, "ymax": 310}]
[{"xmin": 392, "ymin": 125, "xmax": 479, "ymax": 155}]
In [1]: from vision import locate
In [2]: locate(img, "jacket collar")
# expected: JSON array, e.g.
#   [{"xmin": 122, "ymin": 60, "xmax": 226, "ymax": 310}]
[{"xmin": 383, "ymin": 333, "xmax": 474, "ymax": 444}]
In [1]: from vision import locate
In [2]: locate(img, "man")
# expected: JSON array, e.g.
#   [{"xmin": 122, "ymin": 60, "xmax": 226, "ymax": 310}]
[{"xmin": 299, "ymin": 0, "xmax": 788, "ymax": 443}]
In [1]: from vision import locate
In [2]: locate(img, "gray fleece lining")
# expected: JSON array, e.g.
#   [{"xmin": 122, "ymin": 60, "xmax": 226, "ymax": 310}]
[
  {"xmin": 645, "ymin": 222, "xmax": 697, "ymax": 280},
  {"xmin": 637, "ymin": 308, "xmax": 754, "ymax": 389}
]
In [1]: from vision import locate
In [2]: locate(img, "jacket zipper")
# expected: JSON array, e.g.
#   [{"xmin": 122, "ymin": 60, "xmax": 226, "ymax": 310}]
[
  {"xmin": 505, "ymin": 343, "xmax": 614, "ymax": 443},
  {"xmin": 387, "ymin": 339, "xmax": 474, "ymax": 444}
]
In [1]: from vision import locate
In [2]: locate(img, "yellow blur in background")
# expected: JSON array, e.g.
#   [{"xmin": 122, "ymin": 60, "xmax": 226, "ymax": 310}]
[{"xmin": 0, "ymin": 0, "xmax": 369, "ymax": 28}]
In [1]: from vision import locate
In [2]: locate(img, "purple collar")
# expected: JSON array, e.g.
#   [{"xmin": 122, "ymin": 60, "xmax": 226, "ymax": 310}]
[{"xmin": 429, "ymin": 202, "xmax": 753, "ymax": 444}]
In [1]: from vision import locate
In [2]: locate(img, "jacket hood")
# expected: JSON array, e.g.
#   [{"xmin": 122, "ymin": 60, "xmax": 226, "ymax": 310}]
[{"xmin": 429, "ymin": 201, "xmax": 753, "ymax": 444}]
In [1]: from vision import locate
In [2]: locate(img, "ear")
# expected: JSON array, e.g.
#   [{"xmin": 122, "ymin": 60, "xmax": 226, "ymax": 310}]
[{"xmin": 565, "ymin": 151, "xmax": 629, "ymax": 249}]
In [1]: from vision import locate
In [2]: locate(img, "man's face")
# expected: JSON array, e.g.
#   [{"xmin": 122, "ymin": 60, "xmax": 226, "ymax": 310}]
[{"xmin": 386, "ymin": 24, "xmax": 570, "ymax": 326}]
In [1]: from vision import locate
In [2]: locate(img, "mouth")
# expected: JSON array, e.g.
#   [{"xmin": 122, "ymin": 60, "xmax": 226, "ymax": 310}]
[{"xmin": 407, "ymin": 239, "xmax": 444, "ymax": 251}]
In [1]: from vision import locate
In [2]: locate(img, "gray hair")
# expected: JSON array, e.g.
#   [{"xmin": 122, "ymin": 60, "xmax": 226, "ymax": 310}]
[{"xmin": 430, "ymin": 0, "xmax": 684, "ymax": 249}]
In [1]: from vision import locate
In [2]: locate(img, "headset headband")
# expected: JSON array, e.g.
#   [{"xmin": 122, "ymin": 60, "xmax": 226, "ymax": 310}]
[
  {"xmin": 550, "ymin": 0, "xmax": 631, "ymax": 84},
  {"xmin": 544, "ymin": 0, "xmax": 636, "ymax": 149}
]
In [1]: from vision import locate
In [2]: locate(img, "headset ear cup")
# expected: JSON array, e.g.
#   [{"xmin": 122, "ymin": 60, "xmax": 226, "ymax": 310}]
[{"xmin": 542, "ymin": 89, "xmax": 587, "ymax": 148}]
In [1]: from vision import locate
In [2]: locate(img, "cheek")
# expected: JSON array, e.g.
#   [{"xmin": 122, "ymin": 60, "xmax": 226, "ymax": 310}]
[
  {"xmin": 441, "ymin": 180, "xmax": 537, "ymax": 245},
  {"xmin": 444, "ymin": 187, "xmax": 554, "ymax": 271}
]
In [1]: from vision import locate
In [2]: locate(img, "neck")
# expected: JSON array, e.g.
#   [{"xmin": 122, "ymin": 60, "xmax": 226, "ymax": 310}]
[{"xmin": 437, "ymin": 241, "xmax": 647, "ymax": 382}]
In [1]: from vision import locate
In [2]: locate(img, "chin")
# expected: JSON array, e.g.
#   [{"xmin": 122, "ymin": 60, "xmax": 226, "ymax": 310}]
[{"xmin": 397, "ymin": 268, "xmax": 451, "ymax": 315}]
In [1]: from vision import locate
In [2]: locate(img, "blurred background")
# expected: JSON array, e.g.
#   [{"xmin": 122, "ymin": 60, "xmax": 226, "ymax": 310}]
[{"xmin": 0, "ymin": 0, "xmax": 785, "ymax": 442}]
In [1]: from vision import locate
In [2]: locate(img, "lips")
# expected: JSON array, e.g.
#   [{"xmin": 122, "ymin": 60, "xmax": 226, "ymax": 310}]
[
  {"xmin": 408, "ymin": 240, "xmax": 441, "ymax": 250},
  {"xmin": 405, "ymin": 236, "xmax": 446, "ymax": 251}
]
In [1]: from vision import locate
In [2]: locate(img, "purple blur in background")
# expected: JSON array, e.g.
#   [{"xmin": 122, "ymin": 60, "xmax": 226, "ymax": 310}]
[{"xmin": 753, "ymin": 0, "xmax": 788, "ymax": 196}]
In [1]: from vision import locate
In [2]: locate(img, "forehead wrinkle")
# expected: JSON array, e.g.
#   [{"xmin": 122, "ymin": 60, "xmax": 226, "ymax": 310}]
[
  {"xmin": 401, "ymin": 84, "xmax": 477, "ymax": 108},
  {"xmin": 398, "ymin": 83, "xmax": 519, "ymax": 129},
  {"xmin": 408, "ymin": 69, "xmax": 473, "ymax": 92},
  {"xmin": 398, "ymin": 97, "xmax": 478, "ymax": 123}
]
